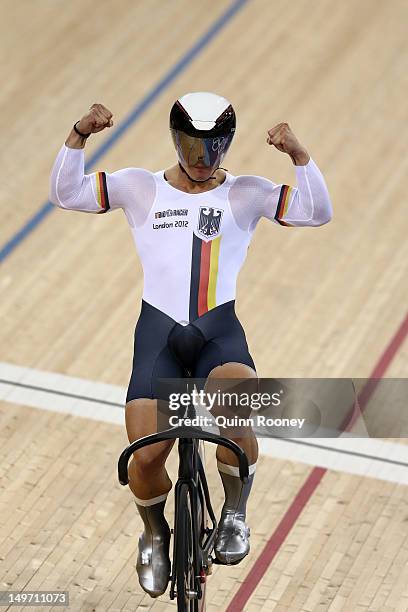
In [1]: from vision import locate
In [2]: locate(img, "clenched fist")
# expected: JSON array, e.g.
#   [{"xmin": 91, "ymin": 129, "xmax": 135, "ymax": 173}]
[
  {"xmin": 267, "ymin": 122, "xmax": 310, "ymax": 165},
  {"xmin": 77, "ymin": 103, "xmax": 114, "ymax": 135}
]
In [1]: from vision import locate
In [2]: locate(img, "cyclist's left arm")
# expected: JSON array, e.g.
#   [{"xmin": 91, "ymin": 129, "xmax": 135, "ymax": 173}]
[{"xmin": 256, "ymin": 157, "xmax": 333, "ymax": 227}]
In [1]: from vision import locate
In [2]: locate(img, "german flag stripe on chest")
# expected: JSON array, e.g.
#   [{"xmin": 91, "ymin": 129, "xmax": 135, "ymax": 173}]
[{"xmin": 189, "ymin": 234, "xmax": 221, "ymax": 321}]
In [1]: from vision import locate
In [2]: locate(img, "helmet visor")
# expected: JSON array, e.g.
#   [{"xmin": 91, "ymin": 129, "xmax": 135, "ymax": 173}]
[{"xmin": 170, "ymin": 129, "xmax": 234, "ymax": 170}]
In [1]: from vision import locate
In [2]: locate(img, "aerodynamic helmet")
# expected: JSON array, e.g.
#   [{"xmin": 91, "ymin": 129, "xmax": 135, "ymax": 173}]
[{"xmin": 169, "ymin": 91, "xmax": 236, "ymax": 181}]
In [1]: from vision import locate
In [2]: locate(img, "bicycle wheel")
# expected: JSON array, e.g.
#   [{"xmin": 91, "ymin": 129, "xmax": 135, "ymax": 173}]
[{"xmin": 175, "ymin": 483, "xmax": 197, "ymax": 611}]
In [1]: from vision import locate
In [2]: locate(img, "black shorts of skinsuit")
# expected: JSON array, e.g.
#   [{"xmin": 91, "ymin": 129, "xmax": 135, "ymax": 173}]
[{"xmin": 126, "ymin": 299, "xmax": 256, "ymax": 402}]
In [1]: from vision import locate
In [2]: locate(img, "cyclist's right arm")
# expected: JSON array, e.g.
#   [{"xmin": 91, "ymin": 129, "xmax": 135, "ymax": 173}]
[
  {"xmin": 49, "ymin": 103, "xmax": 125, "ymax": 214},
  {"xmin": 49, "ymin": 142, "xmax": 137, "ymax": 215}
]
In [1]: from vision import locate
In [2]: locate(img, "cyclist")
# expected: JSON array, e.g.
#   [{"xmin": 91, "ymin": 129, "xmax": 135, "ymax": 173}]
[{"xmin": 49, "ymin": 93, "xmax": 332, "ymax": 598}]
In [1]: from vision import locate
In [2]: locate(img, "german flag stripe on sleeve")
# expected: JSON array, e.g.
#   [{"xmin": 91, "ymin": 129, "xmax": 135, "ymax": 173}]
[
  {"xmin": 95, "ymin": 172, "xmax": 110, "ymax": 213},
  {"xmin": 274, "ymin": 184, "xmax": 294, "ymax": 226},
  {"xmin": 189, "ymin": 234, "xmax": 222, "ymax": 321}
]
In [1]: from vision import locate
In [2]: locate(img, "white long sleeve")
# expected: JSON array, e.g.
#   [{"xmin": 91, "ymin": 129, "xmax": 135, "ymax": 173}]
[
  {"xmin": 229, "ymin": 157, "xmax": 333, "ymax": 231},
  {"xmin": 280, "ymin": 158, "xmax": 333, "ymax": 226},
  {"xmin": 49, "ymin": 144, "xmax": 156, "ymax": 226}
]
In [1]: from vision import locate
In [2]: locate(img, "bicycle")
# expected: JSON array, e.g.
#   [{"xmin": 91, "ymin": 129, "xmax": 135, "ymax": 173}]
[{"xmin": 118, "ymin": 402, "xmax": 249, "ymax": 611}]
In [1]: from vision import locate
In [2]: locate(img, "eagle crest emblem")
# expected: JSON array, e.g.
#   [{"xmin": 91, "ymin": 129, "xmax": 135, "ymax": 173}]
[{"xmin": 196, "ymin": 206, "xmax": 223, "ymax": 241}]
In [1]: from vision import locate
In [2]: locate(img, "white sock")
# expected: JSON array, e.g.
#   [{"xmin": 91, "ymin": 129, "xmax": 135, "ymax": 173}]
[
  {"xmin": 217, "ymin": 460, "xmax": 257, "ymax": 477},
  {"xmin": 133, "ymin": 492, "xmax": 169, "ymax": 507}
]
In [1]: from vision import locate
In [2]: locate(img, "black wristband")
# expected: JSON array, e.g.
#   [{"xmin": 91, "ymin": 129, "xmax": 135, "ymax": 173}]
[{"xmin": 74, "ymin": 121, "xmax": 91, "ymax": 138}]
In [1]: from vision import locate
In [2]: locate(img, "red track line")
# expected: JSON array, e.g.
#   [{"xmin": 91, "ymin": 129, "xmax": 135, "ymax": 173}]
[
  {"xmin": 345, "ymin": 311, "xmax": 408, "ymax": 431},
  {"xmin": 226, "ymin": 311, "xmax": 408, "ymax": 611},
  {"xmin": 369, "ymin": 312, "xmax": 408, "ymax": 379}
]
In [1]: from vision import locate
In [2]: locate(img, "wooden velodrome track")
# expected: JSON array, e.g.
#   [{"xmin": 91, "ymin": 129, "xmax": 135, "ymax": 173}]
[{"xmin": 1, "ymin": 0, "xmax": 407, "ymax": 610}]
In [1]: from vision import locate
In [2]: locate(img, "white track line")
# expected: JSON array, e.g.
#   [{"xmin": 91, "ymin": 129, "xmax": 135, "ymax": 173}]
[
  {"xmin": 258, "ymin": 437, "xmax": 408, "ymax": 486},
  {"xmin": 0, "ymin": 361, "xmax": 126, "ymax": 425},
  {"xmin": 1, "ymin": 362, "xmax": 407, "ymax": 485}
]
